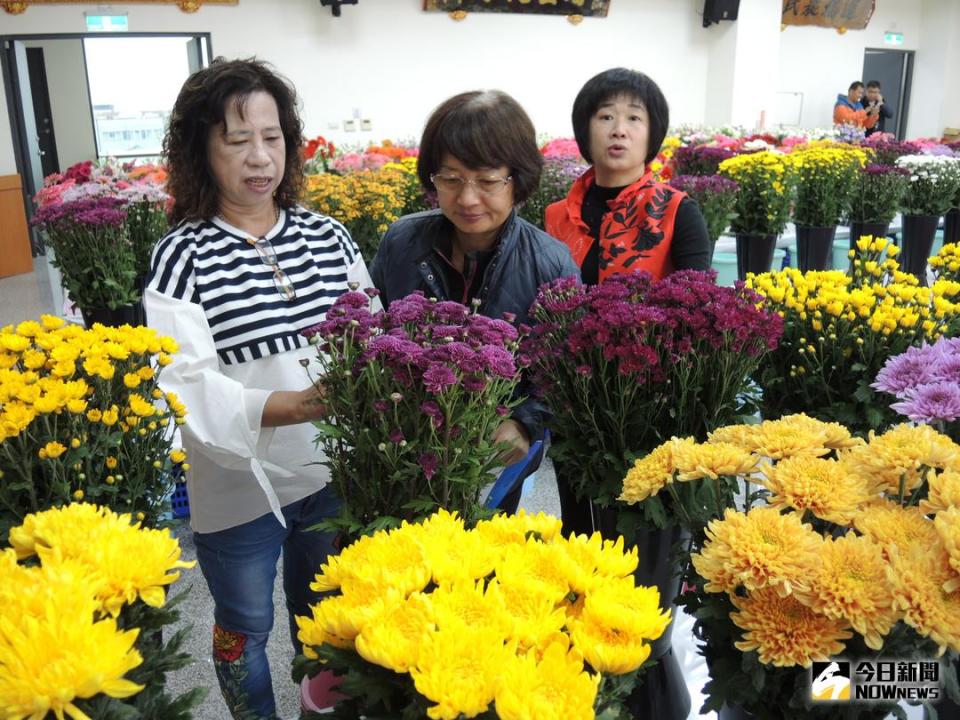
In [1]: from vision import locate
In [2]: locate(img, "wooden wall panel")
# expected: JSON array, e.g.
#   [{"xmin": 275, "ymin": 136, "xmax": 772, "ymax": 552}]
[{"xmin": 0, "ymin": 175, "xmax": 35, "ymax": 278}]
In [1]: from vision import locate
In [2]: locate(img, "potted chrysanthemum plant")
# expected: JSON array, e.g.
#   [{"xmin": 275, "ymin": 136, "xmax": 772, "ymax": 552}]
[
  {"xmin": 294, "ymin": 509, "xmax": 670, "ymax": 719},
  {"xmin": 747, "ymin": 235, "xmax": 960, "ymax": 436},
  {"xmin": 302, "ymin": 290, "xmax": 521, "ymax": 539},
  {"xmin": 895, "ymin": 154, "xmax": 960, "ymax": 280},
  {"xmin": 1, "ymin": 502, "xmax": 204, "ymax": 719},
  {"xmin": 652, "ymin": 414, "xmax": 960, "ymax": 719},
  {"xmin": 718, "ymin": 151, "xmax": 797, "ymax": 279},
  {"xmin": 521, "ymin": 269, "xmax": 782, "ymax": 719}
]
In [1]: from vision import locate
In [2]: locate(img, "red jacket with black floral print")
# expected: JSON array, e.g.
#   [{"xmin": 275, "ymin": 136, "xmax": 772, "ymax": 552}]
[{"xmin": 545, "ymin": 168, "xmax": 686, "ymax": 282}]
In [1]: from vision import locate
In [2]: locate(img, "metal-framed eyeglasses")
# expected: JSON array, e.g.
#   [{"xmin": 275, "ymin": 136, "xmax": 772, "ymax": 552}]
[
  {"xmin": 430, "ymin": 172, "xmax": 513, "ymax": 196},
  {"xmin": 247, "ymin": 235, "xmax": 297, "ymax": 302}
]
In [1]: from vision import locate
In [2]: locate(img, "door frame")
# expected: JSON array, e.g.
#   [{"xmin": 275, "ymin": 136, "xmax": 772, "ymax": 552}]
[
  {"xmin": 25, "ymin": 47, "xmax": 60, "ymax": 178},
  {"xmin": 862, "ymin": 47, "xmax": 915, "ymax": 139},
  {"xmin": 1, "ymin": 31, "xmax": 213, "ymax": 224}
]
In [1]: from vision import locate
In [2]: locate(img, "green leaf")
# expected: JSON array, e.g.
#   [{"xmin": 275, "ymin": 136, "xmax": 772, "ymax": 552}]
[
  {"xmin": 313, "ymin": 422, "xmax": 344, "ymax": 439},
  {"xmin": 865, "ymin": 406, "xmax": 884, "ymax": 430}
]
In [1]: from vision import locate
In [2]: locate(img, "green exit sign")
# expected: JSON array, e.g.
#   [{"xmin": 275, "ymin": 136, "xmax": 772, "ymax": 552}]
[
  {"xmin": 85, "ymin": 14, "xmax": 129, "ymax": 32},
  {"xmin": 884, "ymin": 31, "xmax": 904, "ymax": 45}
]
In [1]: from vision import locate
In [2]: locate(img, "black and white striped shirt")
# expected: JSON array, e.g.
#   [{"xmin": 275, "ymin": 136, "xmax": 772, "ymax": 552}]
[{"xmin": 148, "ymin": 207, "xmax": 359, "ymax": 365}]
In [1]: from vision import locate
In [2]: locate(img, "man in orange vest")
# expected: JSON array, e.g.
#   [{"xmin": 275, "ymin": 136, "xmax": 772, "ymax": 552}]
[{"xmin": 833, "ymin": 81, "xmax": 879, "ymax": 129}]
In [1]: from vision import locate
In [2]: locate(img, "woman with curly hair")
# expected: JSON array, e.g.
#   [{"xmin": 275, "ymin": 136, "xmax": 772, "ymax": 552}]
[{"xmin": 146, "ymin": 57, "xmax": 374, "ymax": 719}]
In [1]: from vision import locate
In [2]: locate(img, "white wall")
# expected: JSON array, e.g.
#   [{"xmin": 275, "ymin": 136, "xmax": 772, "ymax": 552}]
[
  {"xmin": 0, "ymin": 0, "xmax": 709, "ymax": 176},
  {"xmin": 1, "ymin": 0, "xmax": 957, "ymax": 182},
  {"xmin": 775, "ymin": 0, "xmax": 927, "ymax": 131},
  {"xmin": 23, "ymin": 39, "xmax": 96, "ymax": 169},
  {"xmin": 908, "ymin": 0, "xmax": 960, "ymax": 139}
]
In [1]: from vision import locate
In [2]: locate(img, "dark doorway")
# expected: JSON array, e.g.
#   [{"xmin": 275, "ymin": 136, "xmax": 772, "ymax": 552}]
[
  {"xmin": 862, "ymin": 48, "xmax": 914, "ymax": 139},
  {"xmin": 25, "ymin": 47, "xmax": 59, "ymax": 178}
]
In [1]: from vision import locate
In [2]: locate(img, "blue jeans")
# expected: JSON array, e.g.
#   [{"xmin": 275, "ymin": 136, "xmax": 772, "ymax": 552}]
[{"xmin": 194, "ymin": 486, "xmax": 340, "ymax": 720}]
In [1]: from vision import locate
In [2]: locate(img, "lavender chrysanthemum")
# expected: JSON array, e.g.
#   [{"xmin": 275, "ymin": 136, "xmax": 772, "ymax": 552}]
[
  {"xmin": 872, "ymin": 344, "xmax": 939, "ymax": 396},
  {"xmin": 891, "ymin": 381, "xmax": 960, "ymax": 423}
]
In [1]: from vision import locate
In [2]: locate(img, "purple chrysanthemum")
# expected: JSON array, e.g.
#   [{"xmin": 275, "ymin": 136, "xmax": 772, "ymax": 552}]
[
  {"xmin": 872, "ymin": 344, "xmax": 940, "ymax": 396},
  {"xmin": 890, "ymin": 381, "xmax": 960, "ymax": 423}
]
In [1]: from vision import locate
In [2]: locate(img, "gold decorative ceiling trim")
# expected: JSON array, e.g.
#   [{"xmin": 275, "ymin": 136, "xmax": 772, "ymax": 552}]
[{"xmin": 2, "ymin": 0, "xmax": 237, "ymax": 14}]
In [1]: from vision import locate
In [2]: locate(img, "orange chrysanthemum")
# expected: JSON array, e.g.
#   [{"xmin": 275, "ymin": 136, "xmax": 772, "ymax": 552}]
[
  {"xmin": 847, "ymin": 424, "xmax": 960, "ymax": 495},
  {"xmin": 761, "ymin": 456, "xmax": 875, "ymax": 525},
  {"xmin": 797, "ymin": 533, "xmax": 898, "ymax": 650},
  {"xmin": 853, "ymin": 500, "xmax": 939, "ymax": 555},
  {"xmin": 921, "ymin": 469, "xmax": 960, "ymax": 515},
  {"xmin": 732, "ymin": 587, "xmax": 853, "ymax": 667},
  {"xmin": 691, "ymin": 507, "xmax": 823, "ymax": 596},
  {"xmin": 671, "ymin": 440, "xmax": 759, "ymax": 482},
  {"xmin": 619, "ymin": 441, "xmax": 677, "ymax": 504},
  {"xmin": 934, "ymin": 507, "xmax": 960, "ymax": 581},
  {"xmin": 709, "ymin": 414, "xmax": 857, "ymax": 460},
  {"xmin": 888, "ymin": 543, "xmax": 960, "ymax": 654}
]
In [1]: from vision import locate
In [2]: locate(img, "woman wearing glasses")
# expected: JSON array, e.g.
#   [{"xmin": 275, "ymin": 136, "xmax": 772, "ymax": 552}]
[
  {"xmin": 145, "ymin": 58, "xmax": 374, "ymax": 719},
  {"xmin": 370, "ymin": 90, "xmax": 579, "ymax": 510}
]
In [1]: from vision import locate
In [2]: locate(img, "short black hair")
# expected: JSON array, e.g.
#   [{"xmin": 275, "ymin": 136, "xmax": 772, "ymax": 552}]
[
  {"xmin": 164, "ymin": 57, "xmax": 304, "ymax": 223},
  {"xmin": 866, "ymin": 80, "xmax": 882, "ymax": 90},
  {"xmin": 849, "ymin": 81, "xmax": 865, "ymax": 91},
  {"xmin": 417, "ymin": 90, "xmax": 542, "ymax": 205},
  {"xmin": 571, "ymin": 68, "xmax": 669, "ymax": 165}
]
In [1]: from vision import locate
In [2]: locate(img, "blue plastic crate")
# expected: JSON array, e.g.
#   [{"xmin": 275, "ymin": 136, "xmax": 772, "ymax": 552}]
[{"xmin": 171, "ymin": 482, "xmax": 190, "ymax": 519}]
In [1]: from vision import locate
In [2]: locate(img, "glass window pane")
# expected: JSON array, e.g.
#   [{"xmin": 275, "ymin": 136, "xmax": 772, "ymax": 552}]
[{"xmin": 83, "ymin": 37, "xmax": 194, "ymax": 160}]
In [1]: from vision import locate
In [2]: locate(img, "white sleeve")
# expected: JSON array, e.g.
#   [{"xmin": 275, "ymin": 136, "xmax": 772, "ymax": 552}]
[
  {"xmin": 348, "ymin": 255, "xmax": 383, "ymax": 313},
  {"xmin": 144, "ymin": 287, "xmax": 288, "ymax": 524}
]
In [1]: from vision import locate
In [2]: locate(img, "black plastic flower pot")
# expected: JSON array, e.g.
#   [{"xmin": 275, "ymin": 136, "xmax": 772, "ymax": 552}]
[
  {"xmin": 735, "ymin": 234, "xmax": 777, "ymax": 281},
  {"xmin": 796, "ymin": 226, "xmax": 836, "ymax": 272}
]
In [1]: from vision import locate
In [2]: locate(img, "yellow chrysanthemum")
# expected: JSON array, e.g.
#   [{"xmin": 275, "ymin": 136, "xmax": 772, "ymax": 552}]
[
  {"xmin": 355, "ymin": 592, "xmax": 434, "ymax": 672},
  {"xmin": 672, "ymin": 440, "xmax": 759, "ymax": 481},
  {"xmin": 0, "ymin": 595, "xmax": 144, "ymax": 720},
  {"xmin": 423, "ymin": 525, "xmax": 500, "ymax": 586},
  {"xmin": 749, "ymin": 415, "xmax": 834, "ymax": 460},
  {"xmin": 9, "ymin": 503, "xmax": 195, "ymax": 615},
  {"xmin": 580, "ymin": 576, "xmax": 671, "ymax": 643},
  {"xmin": 474, "ymin": 509, "xmax": 562, "ymax": 550},
  {"xmin": 410, "ymin": 627, "xmax": 506, "ymax": 720},
  {"xmin": 934, "ymin": 507, "xmax": 960, "ymax": 580},
  {"xmin": 0, "ymin": 549, "xmax": 104, "ymax": 632},
  {"xmin": 39, "ymin": 441, "xmax": 67, "ymax": 460},
  {"xmin": 707, "ymin": 422, "xmax": 760, "ymax": 450},
  {"xmin": 494, "ymin": 640, "xmax": 599, "ymax": 720},
  {"xmin": 430, "ymin": 580, "xmax": 512, "ymax": 638},
  {"xmin": 797, "ymin": 533, "xmax": 898, "ymax": 650},
  {"xmin": 310, "ymin": 524, "xmax": 431, "ymax": 596},
  {"xmin": 691, "ymin": 507, "xmax": 823, "ymax": 596},
  {"xmin": 731, "ymin": 587, "xmax": 853, "ymax": 667},
  {"xmin": 295, "ymin": 610, "xmax": 353, "ymax": 657},
  {"xmin": 619, "ymin": 441, "xmax": 676, "ymax": 504},
  {"xmin": 888, "ymin": 543, "xmax": 960, "ymax": 654},
  {"xmin": 127, "ymin": 393, "xmax": 156, "ymax": 418},
  {"xmin": 761, "ymin": 455, "xmax": 875, "ymax": 525},
  {"xmin": 313, "ymin": 577, "xmax": 395, "ymax": 642},
  {"xmin": 568, "ymin": 613, "xmax": 652, "ymax": 675},
  {"xmin": 921, "ymin": 469, "xmax": 960, "ymax": 514},
  {"xmin": 495, "ymin": 537, "xmax": 574, "ymax": 604},
  {"xmin": 781, "ymin": 414, "xmax": 863, "ymax": 450},
  {"xmin": 853, "ymin": 500, "xmax": 939, "ymax": 555},
  {"xmin": 848, "ymin": 424, "xmax": 960, "ymax": 495},
  {"xmin": 558, "ymin": 532, "xmax": 639, "ymax": 594},
  {"xmin": 493, "ymin": 580, "xmax": 568, "ymax": 651}
]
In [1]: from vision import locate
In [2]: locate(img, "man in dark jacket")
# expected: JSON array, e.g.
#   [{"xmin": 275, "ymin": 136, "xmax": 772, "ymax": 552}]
[{"xmin": 864, "ymin": 80, "xmax": 894, "ymax": 136}]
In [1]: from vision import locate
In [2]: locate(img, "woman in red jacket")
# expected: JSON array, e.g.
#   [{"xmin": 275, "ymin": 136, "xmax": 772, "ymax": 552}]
[
  {"xmin": 547, "ymin": 68, "xmax": 711, "ymax": 538},
  {"xmin": 546, "ymin": 68, "xmax": 710, "ymax": 286}
]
